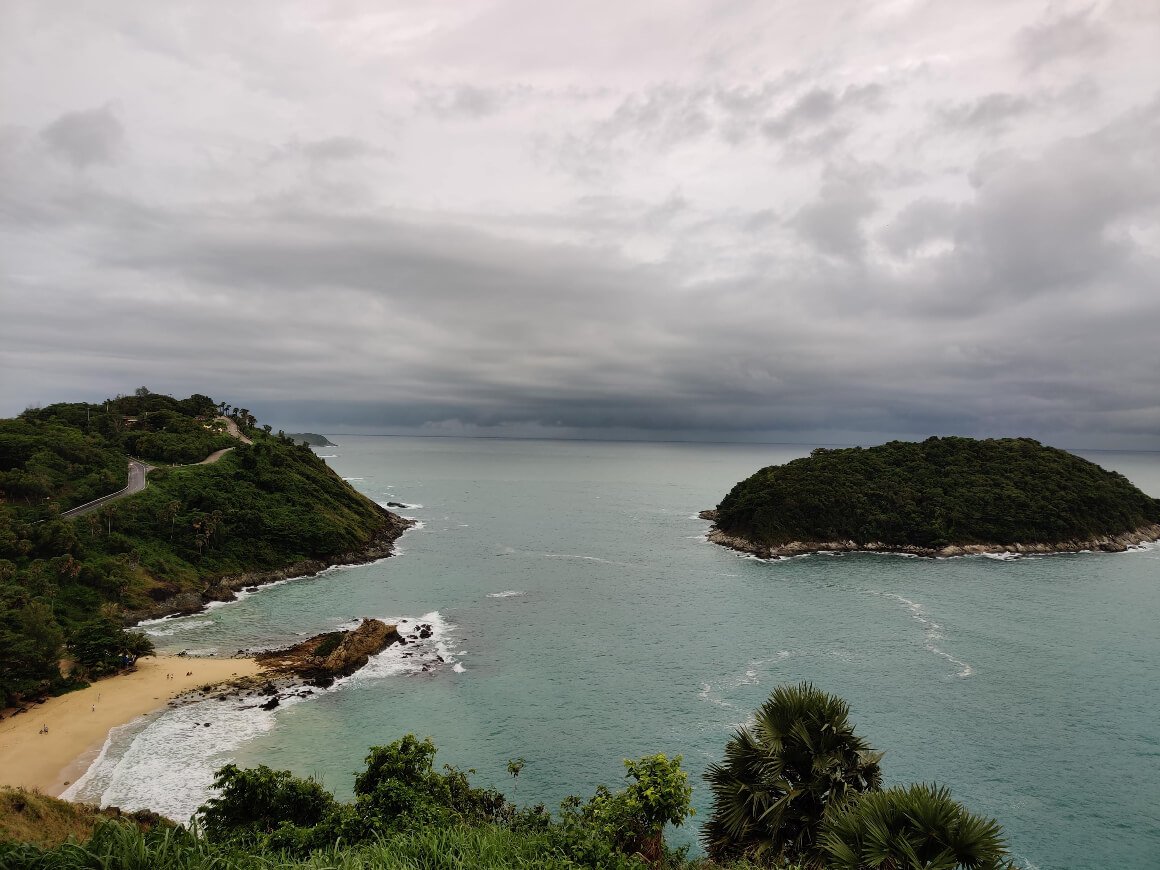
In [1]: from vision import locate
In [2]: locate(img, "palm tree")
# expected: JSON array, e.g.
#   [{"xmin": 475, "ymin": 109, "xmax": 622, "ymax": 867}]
[
  {"xmin": 819, "ymin": 783, "xmax": 1012, "ymax": 870},
  {"xmin": 702, "ymin": 682, "xmax": 883, "ymax": 865}
]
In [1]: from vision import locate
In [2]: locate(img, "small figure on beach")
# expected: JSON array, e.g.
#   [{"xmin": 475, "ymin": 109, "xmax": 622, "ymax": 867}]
[
  {"xmin": 39, "ymin": 724, "xmax": 47, "ymax": 734},
  {"xmin": 91, "ymin": 704, "xmax": 95, "ymax": 712}
]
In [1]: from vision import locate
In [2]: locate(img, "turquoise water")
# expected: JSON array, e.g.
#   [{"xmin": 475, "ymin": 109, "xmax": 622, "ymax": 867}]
[{"xmin": 69, "ymin": 438, "xmax": 1160, "ymax": 869}]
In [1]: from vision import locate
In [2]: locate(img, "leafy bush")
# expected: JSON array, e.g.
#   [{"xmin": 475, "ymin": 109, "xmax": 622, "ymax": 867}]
[
  {"xmin": 68, "ymin": 615, "xmax": 154, "ymax": 679},
  {"xmin": 703, "ymin": 682, "xmax": 882, "ymax": 865},
  {"xmin": 199, "ymin": 764, "xmax": 337, "ymax": 844},
  {"xmin": 819, "ymin": 783, "xmax": 1012, "ymax": 870},
  {"xmin": 561, "ymin": 754, "xmax": 694, "ymax": 866}
]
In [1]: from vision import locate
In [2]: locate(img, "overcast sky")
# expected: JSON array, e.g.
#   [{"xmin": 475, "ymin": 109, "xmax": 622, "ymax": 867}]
[{"xmin": 2, "ymin": 1, "xmax": 1158, "ymax": 448}]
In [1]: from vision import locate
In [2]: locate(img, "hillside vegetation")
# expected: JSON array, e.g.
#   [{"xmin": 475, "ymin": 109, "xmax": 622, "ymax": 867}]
[
  {"xmin": 0, "ymin": 788, "xmax": 168, "ymax": 850},
  {"xmin": 0, "ymin": 390, "xmax": 407, "ymax": 707},
  {"xmin": 711, "ymin": 437, "xmax": 1160, "ymax": 554}
]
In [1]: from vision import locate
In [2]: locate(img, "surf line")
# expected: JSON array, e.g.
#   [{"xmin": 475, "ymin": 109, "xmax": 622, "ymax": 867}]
[{"xmin": 867, "ymin": 590, "xmax": 974, "ymax": 678}]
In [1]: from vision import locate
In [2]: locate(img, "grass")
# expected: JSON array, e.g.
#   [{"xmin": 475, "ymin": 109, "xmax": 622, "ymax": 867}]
[{"xmin": 0, "ymin": 788, "xmax": 166, "ymax": 850}]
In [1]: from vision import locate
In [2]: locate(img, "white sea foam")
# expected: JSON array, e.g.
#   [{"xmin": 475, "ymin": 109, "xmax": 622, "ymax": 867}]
[
  {"xmin": 317, "ymin": 454, "xmax": 338, "ymax": 458},
  {"xmin": 142, "ymin": 619, "xmax": 215, "ymax": 637},
  {"xmin": 341, "ymin": 477, "xmax": 364, "ymax": 481},
  {"xmin": 487, "ymin": 590, "xmax": 526, "ymax": 598},
  {"xmin": 697, "ymin": 654, "xmax": 792, "ymax": 713},
  {"xmin": 62, "ymin": 694, "xmax": 292, "ymax": 821},
  {"xmin": 871, "ymin": 591, "xmax": 973, "ymax": 678},
  {"xmin": 349, "ymin": 611, "xmax": 462, "ymax": 681},
  {"xmin": 65, "ymin": 611, "xmax": 461, "ymax": 820}
]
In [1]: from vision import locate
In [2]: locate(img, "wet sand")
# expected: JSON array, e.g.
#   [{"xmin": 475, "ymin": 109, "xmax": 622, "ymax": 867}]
[{"xmin": 0, "ymin": 655, "xmax": 263, "ymax": 796}]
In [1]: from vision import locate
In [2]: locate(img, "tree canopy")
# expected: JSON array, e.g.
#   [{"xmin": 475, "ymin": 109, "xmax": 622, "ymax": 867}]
[{"xmin": 713, "ymin": 437, "xmax": 1160, "ymax": 550}]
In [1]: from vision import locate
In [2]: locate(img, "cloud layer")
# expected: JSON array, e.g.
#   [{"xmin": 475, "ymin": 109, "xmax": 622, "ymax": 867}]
[{"xmin": 2, "ymin": 1, "xmax": 1158, "ymax": 447}]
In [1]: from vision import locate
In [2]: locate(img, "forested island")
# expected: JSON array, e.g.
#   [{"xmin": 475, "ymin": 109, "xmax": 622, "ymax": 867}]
[
  {"xmin": 0, "ymin": 390, "xmax": 409, "ymax": 708},
  {"xmin": 703, "ymin": 436, "xmax": 1160, "ymax": 558}
]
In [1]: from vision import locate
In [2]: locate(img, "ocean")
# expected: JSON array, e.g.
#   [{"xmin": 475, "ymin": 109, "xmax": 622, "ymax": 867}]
[{"xmin": 64, "ymin": 437, "xmax": 1160, "ymax": 869}]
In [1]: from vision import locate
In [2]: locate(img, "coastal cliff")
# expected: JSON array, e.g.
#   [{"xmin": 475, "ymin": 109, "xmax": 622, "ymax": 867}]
[
  {"xmin": 122, "ymin": 511, "xmax": 414, "ymax": 623},
  {"xmin": 702, "ymin": 437, "xmax": 1160, "ymax": 559}
]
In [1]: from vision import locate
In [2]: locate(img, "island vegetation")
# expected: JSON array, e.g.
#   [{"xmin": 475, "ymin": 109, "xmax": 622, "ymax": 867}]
[
  {"xmin": 704, "ymin": 436, "xmax": 1160, "ymax": 558},
  {"xmin": 1, "ymin": 684, "xmax": 1014, "ymax": 869},
  {"xmin": 0, "ymin": 389, "xmax": 409, "ymax": 709}
]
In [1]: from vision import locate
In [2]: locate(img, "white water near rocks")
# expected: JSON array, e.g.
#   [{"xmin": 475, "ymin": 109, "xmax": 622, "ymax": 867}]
[{"xmin": 72, "ymin": 438, "xmax": 1160, "ymax": 868}]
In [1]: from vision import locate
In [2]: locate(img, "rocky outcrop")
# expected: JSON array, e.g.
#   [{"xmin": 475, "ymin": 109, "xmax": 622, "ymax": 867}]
[
  {"xmin": 701, "ymin": 520, "xmax": 1160, "ymax": 559},
  {"xmin": 123, "ymin": 513, "xmax": 413, "ymax": 624},
  {"xmin": 256, "ymin": 619, "xmax": 401, "ymax": 686}
]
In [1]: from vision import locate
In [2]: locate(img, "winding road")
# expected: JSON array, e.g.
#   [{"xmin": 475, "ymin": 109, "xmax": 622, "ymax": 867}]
[
  {"xmin": 61, "ymin": 417, "xmax": 249, "ymax": 519},
  {"xmin": 61, "ymin": 458, "xmax": 152, "ymax": 518}
]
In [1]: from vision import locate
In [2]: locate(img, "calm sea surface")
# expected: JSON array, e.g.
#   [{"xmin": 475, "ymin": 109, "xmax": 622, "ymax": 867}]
[{"xmin": 66, "ymin": 438, "xmax": 1160, "ymax": 869}]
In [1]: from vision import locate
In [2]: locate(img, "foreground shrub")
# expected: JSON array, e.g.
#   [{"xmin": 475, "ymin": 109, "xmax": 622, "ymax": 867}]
[
  {"xmin": 819, "ymin": 783, "xmax": 1012, "ymax": 870},
  {"xmin": 702, "ymin": 682, "xmax": 882, "ymax": 864}
]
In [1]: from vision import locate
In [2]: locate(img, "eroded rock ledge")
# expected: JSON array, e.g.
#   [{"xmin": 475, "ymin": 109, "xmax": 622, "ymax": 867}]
[
  {"xmin": 256, "ymin": 618, "xmax": 401, "ymax": 688},
  {"xmin": 698, "ymin": 511, "xmax": 1160, "ymax": 559}
]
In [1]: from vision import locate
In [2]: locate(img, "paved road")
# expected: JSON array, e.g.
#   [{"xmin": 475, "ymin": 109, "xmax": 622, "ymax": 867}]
[
  {"xmin": 60, "ymin": 418, "xmax": 250, "ymax": 519},
  {"xmin": 61, "ymin": 458, "xmax": 152, "ymax": 518}
]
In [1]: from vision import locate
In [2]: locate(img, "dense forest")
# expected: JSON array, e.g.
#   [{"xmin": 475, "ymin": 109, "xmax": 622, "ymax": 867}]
[
  {"xmin": 1, "ymin": 685, "xmax": 1014, "ymax": 869},
  {"xmin": 0, "ymin": 390, "xmax": 404, "ymax": 707},
  {"xmin": 712, "ymin": 437, "xmax": 1160, "ymax": 552}
]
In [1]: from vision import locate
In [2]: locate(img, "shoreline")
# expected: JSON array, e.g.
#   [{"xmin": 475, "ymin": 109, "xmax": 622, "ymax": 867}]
[
  {"xmin": 123, "ymin": 511, "xmax": 415, "ymax": 624},
  {"xmin": 698, "ymin": 511, "xmax": 1160, "ymax": 559},
  {"xmin": 0, "ymin": 655, "xmax": 264, "ymax": 797}
]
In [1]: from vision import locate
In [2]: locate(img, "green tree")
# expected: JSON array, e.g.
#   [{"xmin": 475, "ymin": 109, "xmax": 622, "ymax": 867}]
[
  {"xmin": 0, "ymin": 598, "xmax": 64, "ymax": 705},
  {"xmin": 567, "ymin": 753, "xmax": 694, "ymax": 866},
  {"xmin": 819, "ymin": 783, "xmax": 1012, "ymax": 870},
  {"xmin": 702, "ymin": 682, "xmax": 883, "ymax": 864},
  {"xmin": 69, "ymin": 615, "xmax": 154, "ymax": 678},
  {"xmin": 200, "ymin": 763, "xmax": 337, "ymax": 843}
]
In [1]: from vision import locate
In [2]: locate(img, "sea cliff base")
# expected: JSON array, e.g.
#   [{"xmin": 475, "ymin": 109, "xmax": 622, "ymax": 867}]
[{"xmin": 698, "ymin": 511, "xmax": 1160, "ymax": 559}]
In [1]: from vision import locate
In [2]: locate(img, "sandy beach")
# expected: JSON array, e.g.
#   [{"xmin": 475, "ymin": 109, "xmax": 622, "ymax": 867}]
[{"xmin": 0, "ymin": 655, "xmax": 264, "ymax": 797}]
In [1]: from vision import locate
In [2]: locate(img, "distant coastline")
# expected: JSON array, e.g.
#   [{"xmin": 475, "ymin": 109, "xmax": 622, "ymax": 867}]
[
  {"xmin": 284, "ymin": 432, "xmax": 338, "ymax": 447},
  {"xmin": 698, "ymin": 510, "xmax": 1160, "ymax": 559}
]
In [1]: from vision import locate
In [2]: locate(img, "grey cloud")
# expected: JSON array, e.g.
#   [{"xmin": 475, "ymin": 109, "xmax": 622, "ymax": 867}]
[
  {"xmin": 791, "ymin": 168, "xmax": 879, "ymax": 258},
  {"xmin": 40, "ymin": 105, "xmax": 124, "ymax": 167},
  {"xmin": 3, "ymin": 2, "xmax": 1160, "ymax": 449},
  {"xmin": 935, "ymin": 92, "xmax": 1036, "ymax": 132},
  {"xmin": 295, "ymin": 137, "xmax": 378, "ymax": 162},
  {"xmin": 762, "ymin": 84, "xmax": 884, "ymax": 140},
  {"xmin": 417, "ymin": 84, "xmax": 511, "ymax": 118},
  {"xmin": 878, "ymin": 199, "xmax": 959, "ymax": 257},
  {"xmin": 1017, "ymin": 6, "xmax": 1110, "ymax": 70}
]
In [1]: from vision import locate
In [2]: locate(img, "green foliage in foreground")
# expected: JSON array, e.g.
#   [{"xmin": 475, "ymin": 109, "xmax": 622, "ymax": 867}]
[
  {"xmin": 703, "ymin": 683, "xmax": 882, "ymax": 865},
  {"xmin": 819, "ymin": 784, "xmax": 1012, "ymax": 870},
  {"xmin": 714, "ymin": 436, "xmax": 1160, "ymax": 549},
  {"xmin": 197, "ymin": 735, "xmax": 693, "ymax": 868},
  {"xmin": 1, "ymin": 692, "xmax": 1011, "ymax": 869},
  {"xmin": 0, "ymin": 390, "xmax": 397, "ymax": 707}
]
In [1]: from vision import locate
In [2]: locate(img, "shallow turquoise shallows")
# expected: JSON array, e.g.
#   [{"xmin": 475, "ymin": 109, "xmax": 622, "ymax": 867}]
[{"xmin": 67, "ymin": 438, "xmax": 1160, "ymax": 870}]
